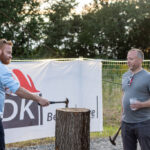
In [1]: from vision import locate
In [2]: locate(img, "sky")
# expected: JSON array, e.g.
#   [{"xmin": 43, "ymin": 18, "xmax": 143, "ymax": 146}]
[
  {"xmin": 40, "ymin": 0, "xmax": 94, "ymax": 14},
  {"xmin": 75, "ymin": 0, "xmax": 93, "ymax": 13}
]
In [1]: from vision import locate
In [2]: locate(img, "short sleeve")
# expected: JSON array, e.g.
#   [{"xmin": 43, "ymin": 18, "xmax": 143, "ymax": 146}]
[{"xmin": 0, "ymin": 71, "xmax": 20, "ymax": 93}]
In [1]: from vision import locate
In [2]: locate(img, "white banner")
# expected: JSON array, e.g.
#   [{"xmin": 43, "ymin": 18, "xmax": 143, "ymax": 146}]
[{"xmin": 3, "ymin": 59, "xmax": 103, "ymax": 144}]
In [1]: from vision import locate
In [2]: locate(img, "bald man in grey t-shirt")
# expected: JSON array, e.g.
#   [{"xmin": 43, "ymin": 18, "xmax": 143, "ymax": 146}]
[
  {"xmin": 122, "ymin": 69, "xmax": 150, "ymax": 123},
  {"xmin": 121, "ymin": 49, "xmax": 150, "ymax": 150}
]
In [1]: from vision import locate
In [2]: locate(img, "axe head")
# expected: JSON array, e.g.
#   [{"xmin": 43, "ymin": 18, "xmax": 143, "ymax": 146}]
[
  {"xmin": 65, "ymin": 98, "xmax": 69, "ymax": 108},
  {"xmin": 109, "ymin": 136, "xmax": 116, "ymax": 146}
]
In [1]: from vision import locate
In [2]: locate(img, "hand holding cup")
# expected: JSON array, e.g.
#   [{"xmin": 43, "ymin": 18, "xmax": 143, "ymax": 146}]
[{"xmin": 130, "ymin": 98, "xmax": 138, "ymax": 111}]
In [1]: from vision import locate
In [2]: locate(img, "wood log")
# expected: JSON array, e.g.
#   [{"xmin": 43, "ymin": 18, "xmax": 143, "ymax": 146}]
[{"xmin": 55, "ymin": 108, "xmax": 90, "ymax": 150}]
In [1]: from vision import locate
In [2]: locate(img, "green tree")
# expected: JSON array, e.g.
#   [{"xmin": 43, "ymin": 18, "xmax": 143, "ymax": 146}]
[
  {"xmin": 37, "ymin": 0, "xmax": 78, "ymax": 58},
  {"xmin": 127, "ymin": 0, "xmax": 150, "ymax": 59},
  {"xmin": 1, "ymin": 0, "xmax": 150, "ymax": 59},
  {"xmin": 87, "ymin": 0, "xmax": 150, "ymax": 59},
  {"xmin": 0, "ymin": 0, "xmax": 44, "ymax": 58}
]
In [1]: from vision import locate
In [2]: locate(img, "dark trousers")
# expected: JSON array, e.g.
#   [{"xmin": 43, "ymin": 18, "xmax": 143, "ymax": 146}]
[
  {"xmin": 0, "ymin": 118, "xmax": 5, "ymax": 150},
  {"xmin": 121, "ymin": 120, "xmax": 150, "ymax": 150}
]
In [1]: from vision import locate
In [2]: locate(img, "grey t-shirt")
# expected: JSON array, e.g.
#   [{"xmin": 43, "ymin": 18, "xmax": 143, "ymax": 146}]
[{"xmin": 122, "ymin": 69, "xmax": 150, "ymax": 123}]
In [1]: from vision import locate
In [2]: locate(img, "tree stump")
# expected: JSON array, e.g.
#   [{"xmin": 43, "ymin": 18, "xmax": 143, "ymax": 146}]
[{"xmin": 55, "ymin": 108, "xmax": 90, "ymax": 150}]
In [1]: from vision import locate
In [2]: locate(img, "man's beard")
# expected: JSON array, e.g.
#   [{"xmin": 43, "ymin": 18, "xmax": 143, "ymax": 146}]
[{"xmin": 0, "ymin": 53, "xmax": 11, "ymax": 65}]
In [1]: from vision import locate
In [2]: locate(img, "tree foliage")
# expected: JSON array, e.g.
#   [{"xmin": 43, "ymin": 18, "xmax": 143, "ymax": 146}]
[
  {"xmin": 0, "ymin": 0, "xmax": 150, "ymax": 59},
  {"xmin": 0, "ymin": 0, "xmax": 43, "ymax": 58},
  {"xmin": 35, "ymin": 0, "xmax": 78, "ymax": 58},
  {"xmin": 76, "ymin": 0, "xmax": 150, "ymax": 59}
]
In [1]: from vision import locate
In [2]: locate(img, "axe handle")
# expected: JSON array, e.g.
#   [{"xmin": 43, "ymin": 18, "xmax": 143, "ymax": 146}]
[
  {"xmin": 112, "ymin": 126, "xmax": 121, "ymax": 141},
  {"xmin": 49, "ymin": 101, "xmax": 66, "ymax": 104},
  {"xmin": 38, "ymin": 98, "xmax": 69, "ymax": 108},
  {"xmin": 38, "ymin": 101, "xmax": 66, "ymax": 105}
]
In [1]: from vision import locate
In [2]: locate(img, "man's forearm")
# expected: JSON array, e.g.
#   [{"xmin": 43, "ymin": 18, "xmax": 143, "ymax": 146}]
[
  {"xmin": 140, "ymin": 99, "xmax": 150, "ymax": 108},
  {"xmin": 131, "ymin": 99, "xmax": 150, "ymax": 110},
  {"xmin": 15, "ymin": 87, "xmax": 40, "ymax": 102}
]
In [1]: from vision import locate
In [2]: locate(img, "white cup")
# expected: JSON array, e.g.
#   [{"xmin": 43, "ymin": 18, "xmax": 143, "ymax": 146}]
[{"xmin": 130, "ymin": 98, "xmax": 137, "ymax": 111}]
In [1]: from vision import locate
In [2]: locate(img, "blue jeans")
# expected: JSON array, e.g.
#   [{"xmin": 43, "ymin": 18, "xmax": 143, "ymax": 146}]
[
  {"xmin": 0, "ymin": 118, "xmax": 5, "ymax": 150},
  {"xmin": 121, "ymin": 120, "xmax": 150, "ymax": 150}
]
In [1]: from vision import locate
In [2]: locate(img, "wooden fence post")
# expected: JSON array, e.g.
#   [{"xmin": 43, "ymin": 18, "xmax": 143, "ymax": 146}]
[{"xmin": 55, "ymin": 108, "xmax": 90, "ymax": 150}]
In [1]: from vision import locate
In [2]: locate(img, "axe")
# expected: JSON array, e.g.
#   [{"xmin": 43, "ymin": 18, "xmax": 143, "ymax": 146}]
[
  {"xmin": 49, "ymin": 98, "xmax": 69, "ymax": 108},
  {"xmin": 38, "ymin": 94, "xmax": 69, "ymax": 108},
  {"xmin": 109, "ymin": 126, "xmax": 121, "ymax": 146}
]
